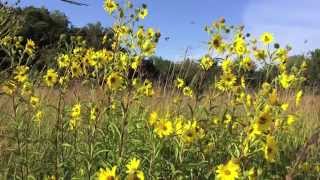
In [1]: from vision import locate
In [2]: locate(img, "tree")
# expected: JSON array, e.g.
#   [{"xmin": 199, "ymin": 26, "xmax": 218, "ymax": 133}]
[
  {"xmin": 72, "ymin": 22, "xmax": 107, "ymax": 49},
  {"xmin": 18, "ymin": 6, "xmax": 69, "ymax": 46}
]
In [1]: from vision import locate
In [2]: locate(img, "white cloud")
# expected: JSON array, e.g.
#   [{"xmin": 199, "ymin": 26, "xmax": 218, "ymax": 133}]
[{"xmin": 243, "ymin": 0, "xmax": 320, "ymax": 55}]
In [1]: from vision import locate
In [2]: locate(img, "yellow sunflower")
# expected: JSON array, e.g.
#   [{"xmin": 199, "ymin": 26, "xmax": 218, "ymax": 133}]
[
  {"xmin": 154, "ymin": 118, "xmax": 173, "ymax": 138},
  {"xmin": 216, "ymin": 160, "xmax": 240, "ymax": 180},
  {"xmin": 25, "ymin": 39, "xmax": 36, "ymax": 56},
  {"xmin": 200, "ymin": 55, "xmax": 214, "ymax": 71},
  {"xmin": 106, "ymin": 72, "xmax": 123, "ymax": 91},
  {"xmin": 104, "ymin": 0, "xmax": 118, "ymax": 14},
  {"xmin": 14, "ymin": 65, "xmax": 29, "ymax": 83},
  {"xmin": 183, "ymin": 86, "xmax": 193, "ymax": 97},
  {"xmin": 260, "ymin": 32, "xmax": 274, "ymax": 45},
  {"xmin": 175, "ymin": 78, "xmax": 185, "ymax": 89},
  {"xmin": 252, "ymin": 106, "xmax": 272, "ymax": 135},
  {"xmin": 138, "ymin": 6, "xmax": 148, "ymax": 19},
  {"xmin": 126, "ymin": 158, "xmax": 145, "ymax": 180},
  {"xmin": 43, "ymin": 68, "xmax": 58, "ymax": 87},
  {"xmin": 97, "ymin": 166, "xmax": 118, "ymax": 180}
]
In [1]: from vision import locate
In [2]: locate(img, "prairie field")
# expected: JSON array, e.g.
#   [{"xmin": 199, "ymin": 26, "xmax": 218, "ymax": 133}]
[{"xmin": 1, "ymin": 0, "xmax": 320, "ymax": 180}]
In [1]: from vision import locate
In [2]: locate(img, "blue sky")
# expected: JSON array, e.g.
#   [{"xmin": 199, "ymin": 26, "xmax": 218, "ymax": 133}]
[{"xmin": 8, "ymin": 0, "xmax": 320, "ymax": 60}]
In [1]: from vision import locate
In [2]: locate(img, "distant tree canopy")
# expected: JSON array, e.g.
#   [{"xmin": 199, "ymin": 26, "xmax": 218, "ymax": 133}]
[
  {"xmin": 71, "ymin": 22, "xmax": 112, "ymax": 49},
  {"xmin": 16, "ymin": 6, "xmax": 69, "ymax": 46}
]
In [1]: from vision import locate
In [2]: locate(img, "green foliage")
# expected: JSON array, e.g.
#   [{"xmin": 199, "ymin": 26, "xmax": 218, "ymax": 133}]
[{"xmin": 18, "ymin": 6, "xmax": 69, "ymax": 46}]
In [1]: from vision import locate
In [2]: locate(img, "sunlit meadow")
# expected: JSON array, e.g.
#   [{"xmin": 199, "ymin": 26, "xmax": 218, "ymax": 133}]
[{"xmin": 0, "ymin": 0, "xmax": 320, "ymax": 179}]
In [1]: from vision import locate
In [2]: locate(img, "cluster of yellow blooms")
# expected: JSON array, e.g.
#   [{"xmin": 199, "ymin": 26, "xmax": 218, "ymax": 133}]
[
  {"xmin": 174, "ymin": 78, "xmax": 193, "ymax": 98},
  {"xmin": 97, "ymin": 158, "xmax": 144, "ymax": 180},
  {"xmin": 149, "ymin": 112, "xmax": 205, "ymax": 144},
  {"xmin": 0, "ymin": 37, "xmax": 45, "ymax": 126},
  {"xmin": 0, "ymin": 36, "xmax": 35, "ymax": 56},
  {"xmin": 167, "ymin": 18, "xmax": 307, "ymax": 179}
]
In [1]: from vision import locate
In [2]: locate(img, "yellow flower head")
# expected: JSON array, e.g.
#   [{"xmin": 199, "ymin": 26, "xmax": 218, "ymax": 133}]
[
  {"xmin": 240, "ymin": 56, "xmax": 253, "ymax": 71},
  {"xmin": 221, "ymin": 58, "xmax": 233, "ymax": 73},
  {"xmin": 97, "ymin": 166, "xmax": 118, "ymax": 180},
  {"xmin": 30, "ymin": 96, "xmax": 40, "ymax": 108},
  {"xmin": 126, "ymin": 158, "xmax": 144, "ymax": 180},
  {"xmin": 21, "ymin": 81, "xmax": 33, "ymax": 96},
  {"xmin": 180, "ymin": 121, "xmax": 204, "ymax": 143},
  {"xmin": 131, "ymin": 56, "xmax": 142, "ymax": 70},
  {"xmin": 126, "ymin": 157, "xmax": 141, "ymax": 173},
  {"xmin": 127, "ymin": 171, "xmax": 144, "ymax": 180},
  {"xmin": 287, "ymin": 114, "xmax": 296, "ymax": 126},
  {"xmin": 137, "ymin": 80, "xmax": 154, "ymax": 97},
  {"xmin": 33, "ymin": 110, "xmax": 43, "ymax": 124},
  {"xmin": 216, "ymin": 72, "xmax": 237, "ymax": 92},
  {"xmin": 141, "ymin": 40, "xmax": 156, "ymax": 56},
  {"xmin": 260, "ymin": 32, "xmax": 274, "ymax": 45},
  {"xmin": 279, "ymin": 72, "xmax": 296, "ymax": 89},
  {"xmin": 25, "ymin": 39, "xmax": 36, "ymax": 56},
  {"xmin": 71, "ymin": 62, "xmax": 82, "ymax": 78},
  {"xmin": 104, "ymin": 0, "xmax": 118, "ymax": 14},
  {"xmin": 200, "ymin": 55, "xmax": 214, "ymax": 71},
  {"xmin": 281, "ymin": 103, "xmax": 289, "ymax": 111},
  {"xmin": 71, "ymin": 103, "xmax": 81, "ymax": 119},
  {"xmin": 154, "ymin": 118, "xmax": 173, "ymax": 138},
  {"xmin": 175, "ymin": 78, "xmax": 185, "ymax": 89},
  {"xmin": 106, "ymin": 72, "xmax": 123, "ymax": 91},
  {"xmin": 57, "ymin": 54, "xmax": 70, "ymax": 68},
  {"xmin": 234, "ymin": 38, "xmax": 247, "ymax": 55},
  {"xmin": 2, "ymin": 81, "xmax": 16, "ymax": 96},
  {"xmin": 146, "ymin": 28, "xmax": 155, "ymax": 38},
  {"xmin": 138, "ymin": 5, "xmax": 148, "ymax": 19},
  {"xmin": 14, "ymin": 65, "xmax": 29, "ymax": 83},
  {"xmin": 43, "ymin": 69, "xmax": 58, "ymax": 87},
  {"xmin": 69, "ymin": 103, "xmax": 81, "ymax": 130},
  {"xmin": 136, "ymin": 27, "xmax": 145, "ymax": 40},
  {"xmin": 252, "ymin": 106, "xmax": 272, "ymax": 135},
  {"xmin": 216, "ymin": 160, "xmax": 240, "ymax": 180},
  {"xmin": 209, "ymin": 34, "xmax": 223, "ymax": 50},
  {"xmin": 183, "ymin": 86, "xmax": 193, "ymax": 97},
  {"xmin": 276, "ymin": 48, "xmax": 288, "ymax": 63}
]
